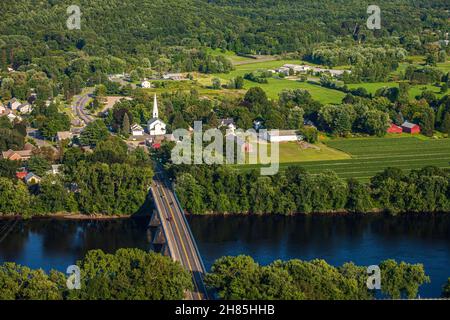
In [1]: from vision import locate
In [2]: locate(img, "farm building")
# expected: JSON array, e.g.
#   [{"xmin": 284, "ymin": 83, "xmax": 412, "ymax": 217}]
[
  {"xmin": 262, "ymin": 130, "xmax": 303, "ymax": 143},
  {"xmin": 387, "ymin": 124, "xmax": 403, "ymax": 134},
  {"xmin": 401, "ymin": 121, "xmax": 420, "ymax": 134},
  {"xmin": 131, "ymin": 124, "xmax": 145, "ymax": 136}
]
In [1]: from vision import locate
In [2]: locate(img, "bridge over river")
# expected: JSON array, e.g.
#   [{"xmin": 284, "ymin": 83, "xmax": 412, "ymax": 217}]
[{"xmin": 149, "ymin": 165, "xmax": 209, "ymax": 300}]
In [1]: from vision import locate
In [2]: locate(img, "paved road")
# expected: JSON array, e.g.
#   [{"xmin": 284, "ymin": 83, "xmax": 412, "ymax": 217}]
[
  {"xmin": 151, "ymin": 165, "xmax": 208, "ymax": 300},
  {"xmin": 74, "ymin": 94, "xmax": 94, "ymax": 125}
]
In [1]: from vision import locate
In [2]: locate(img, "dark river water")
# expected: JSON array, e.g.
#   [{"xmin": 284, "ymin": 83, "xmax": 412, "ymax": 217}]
[{"xmin": 0, "ymin": 214, "xmax": 449, "ymax": 298}]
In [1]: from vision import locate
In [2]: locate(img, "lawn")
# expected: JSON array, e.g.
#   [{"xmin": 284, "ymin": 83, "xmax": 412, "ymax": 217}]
[{"xmin": 237, "ymin": 136, "xmax": 450, "ymax": 181}]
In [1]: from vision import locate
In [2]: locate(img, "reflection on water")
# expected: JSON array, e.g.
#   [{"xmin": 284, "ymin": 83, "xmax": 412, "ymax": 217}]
[{"xmin": 0, "ymin": 214, "xmax": 449, "ymax": 298}]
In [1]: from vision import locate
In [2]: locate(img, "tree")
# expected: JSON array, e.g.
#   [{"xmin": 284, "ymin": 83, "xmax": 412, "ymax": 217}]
[
  {"xmin": 80, "ymin": 120, "xmax": 109, "ymax": 146},
  {"xmin": 442, "ymin": 278, "xmax": 450, "ymax": 298},
  {"xmin": 243, "ymin": 87, "xmax": 268, "ymax": 108},
  {"xmin": 0, "ymin": 263, "xmax": 62, "ymax": 300},
  {"xmin": 121, "ymin": 113, "xmax": 130, "ymax": 136},
  {"xmin": 68, "ymin": 249, "xmax": 192, "ymax": 300},
  {"xmin": 379, "ymin": 259, "xmax": 430, "ymax": 299},
  {"xmin": 27, "ymin": 155, "xmax": 51, "ymax": 176},
  {"xmin": 234, "ymin": 76, "xmax": 244, "ymax": 89},
  {"xmin": 212, "ymin": 78, "xmax": 221, "ymax": 89},
  {"xmin": 0, "ymin": 159, "xmax": 20, "ymax": 179},
  {"xmin": 175, "ymin": 173, "xmax": 206, "ymax": 214},
  {"xmin": 0, "ymin": 178, "xmax": 31, "ymax": 216},
  {"xmin": 298, "ymin": 126, "xmax": 318, "ymax": 143}
]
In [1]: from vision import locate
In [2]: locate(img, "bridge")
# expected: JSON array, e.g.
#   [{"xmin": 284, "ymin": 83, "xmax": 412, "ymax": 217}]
[{"xmin": 149, "ymin": 165, "xmax": 209, "ymax": 300}]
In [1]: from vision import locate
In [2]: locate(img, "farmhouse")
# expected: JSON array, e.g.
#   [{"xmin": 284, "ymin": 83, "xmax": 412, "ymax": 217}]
[
  {"xmin": 262, "ymin": 130, "xmax": 303, "ymax": 143},
  {"xmin": 147, "ymin": 95, "xmax": 167, "ymax": 136},
  {"xmin": 401, "ymin": 121, "xmax": 421, "ymax": 134},
  {"xmin": 387, "ymin": 123, "xmax": 403, "ymax": 134}
]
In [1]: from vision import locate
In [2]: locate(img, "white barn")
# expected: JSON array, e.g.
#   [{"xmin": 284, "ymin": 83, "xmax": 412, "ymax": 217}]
[{"xmin": 262, "ymin": 130, "xmax": 303, "ymax": 143}]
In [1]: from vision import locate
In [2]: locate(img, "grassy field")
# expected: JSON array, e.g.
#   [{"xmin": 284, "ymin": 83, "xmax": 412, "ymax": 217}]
[
  {"xmin": 237, "ymin": 136, "xmax": 450, "ymax": 181},
  {"xmin": 346, "ymin": 82, "xmax": 444, "ymax": 99},
  {"xmin": 205, "ymin": 59, "xmax": 346, "ymax": 104},
  {"xmin": 245, "ymin": 142, "xmax": 351, "ymax": 164}
]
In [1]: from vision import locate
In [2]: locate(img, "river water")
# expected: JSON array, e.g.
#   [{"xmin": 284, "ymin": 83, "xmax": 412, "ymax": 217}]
[{"xmin": 0, "ymin": 214, "xmax": 449, "ymax": 298}]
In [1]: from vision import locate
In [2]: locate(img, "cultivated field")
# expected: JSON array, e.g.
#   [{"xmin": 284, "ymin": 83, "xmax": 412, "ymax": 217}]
[{"xmin": 238, "ymin": 136, "xmax": 450, "ymax": 181}]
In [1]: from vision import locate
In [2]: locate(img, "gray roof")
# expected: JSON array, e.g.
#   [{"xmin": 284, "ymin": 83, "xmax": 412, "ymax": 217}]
[{"xmin": 402, "ymin": 121, "xmax": 418, "ymax": 129}]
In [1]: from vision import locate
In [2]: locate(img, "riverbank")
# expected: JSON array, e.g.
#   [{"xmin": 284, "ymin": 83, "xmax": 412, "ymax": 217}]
[{"xmin": 0, "ymin": 212, "xmax": 132, "ymax": 220}]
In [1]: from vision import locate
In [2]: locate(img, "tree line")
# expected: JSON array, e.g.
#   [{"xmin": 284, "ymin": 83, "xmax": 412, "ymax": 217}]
[
  {"xmin": 172, "ymin": 165, "xmax": 450, "ymax": 215},
  {"xmin": 0, "ymin": 249, "xmax": 192, "ymax": 300},
  {"xmin": 206, "ymin": 255, "xmax": 432, "ymax": 300},
  {"xmin": 2, "ymin": 248, "xmax": 448, "ymax": 300}
]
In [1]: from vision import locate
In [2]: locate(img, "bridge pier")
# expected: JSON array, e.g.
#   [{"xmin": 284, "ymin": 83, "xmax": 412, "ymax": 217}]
[
  {"xmin": 161, "ymin": 244, "xmax": 170, "ymax": 257},
  {"xmin": 149, "ymin": 210, "xmax": 161, "ymax": 227},
  {"xmin": 152, "ymin": 225, "xmax": 166, "ymax": 245}
]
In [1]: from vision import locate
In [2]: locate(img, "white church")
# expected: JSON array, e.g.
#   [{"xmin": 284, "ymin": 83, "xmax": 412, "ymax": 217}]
[{"xmin": 147, "ymin": 94, "xmax": 167, "ymax": 136}]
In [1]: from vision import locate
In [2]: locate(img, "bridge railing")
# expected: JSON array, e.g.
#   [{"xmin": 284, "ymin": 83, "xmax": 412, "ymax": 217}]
[
  {"xmin": 172, "ymin": 184, "xmax": 208, "ymax": 275},
  {"xmin": 150, "ymin": 187, "xmax": 173, "ymax": 257}
]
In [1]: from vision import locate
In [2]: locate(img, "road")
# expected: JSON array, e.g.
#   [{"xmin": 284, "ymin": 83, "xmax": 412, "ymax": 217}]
[
  {"xmin": 74, "ymin": 93, "xmax": 94, "ymax": 125},
  {"xmin": 151, "ymin": 165, "xmax": 209, "ymax": 300}
]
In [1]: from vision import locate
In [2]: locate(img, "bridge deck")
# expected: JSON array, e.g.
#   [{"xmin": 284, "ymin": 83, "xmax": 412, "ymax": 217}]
[{"xmin": 151, "ymin": 166, "xmax": 208, "ymax": 300}]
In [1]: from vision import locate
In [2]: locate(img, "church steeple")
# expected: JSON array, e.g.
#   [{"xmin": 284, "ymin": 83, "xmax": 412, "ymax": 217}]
[{"xmin": 153, "ymin": 94, "xmax": 158, "ymax": 119}]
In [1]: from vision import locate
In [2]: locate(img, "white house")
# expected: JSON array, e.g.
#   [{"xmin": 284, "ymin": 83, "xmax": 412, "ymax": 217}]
[
  {"xmin": 7, "ymin": 113, "xmax": 22, "ymax": 122},
  {"xmin": 0, "ymin": 103, "xmax": 6, "ymax": 115},
  {"xmin": 9, "ymin": 98, "xmax": 21, "ymax": 111},
  {"xmin": 262, "ymin": 130, "xmax": 303, "ymax": 143},
  {"xmin": 218, "ymin": 118, "xmax": 236, "ymax": 133},
  {"xmin": 131, "ymin": 123, "xmax": 145, "ymax": 136},
  {"xmin": 147, "ymin": 95, "xmax": 167, "ymax": 136},
  {"xmin": 141, "ymin": 81, "xmax": 151, "ymax": 88},
  {"xmin": 18, "ymin": 103, "xmax": 32, "ymax": 114}
]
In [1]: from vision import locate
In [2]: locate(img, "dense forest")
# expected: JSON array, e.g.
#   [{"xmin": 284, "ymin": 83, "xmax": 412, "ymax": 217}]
[
  {"xmin": 0, "ymin": 0, "xmax": 448, "ymax": 72},
  {"xmin": 171, "ymin": 164, "xmax": 450, "ymax": 215}
]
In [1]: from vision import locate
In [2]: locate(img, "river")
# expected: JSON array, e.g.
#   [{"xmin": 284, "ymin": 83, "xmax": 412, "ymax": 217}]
[{"xmin": 0, "ymin": 213, "xmax": 449, "ymax": 298}]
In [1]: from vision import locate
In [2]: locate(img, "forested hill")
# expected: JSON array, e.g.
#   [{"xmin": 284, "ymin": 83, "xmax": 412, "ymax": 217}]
[{"xmin": 0, "ymin": 0, "xmax": 448, "ymax": 60}]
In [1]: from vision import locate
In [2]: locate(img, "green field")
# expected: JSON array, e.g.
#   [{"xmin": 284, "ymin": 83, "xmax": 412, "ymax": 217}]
[
  {"xmin": 346, "ymin": 82, "xmax": 444, "ymax": 99},
  {"xmin": 238, "ymin": 136, "xmax": 450, "ymax": 181},
  {"xmin": 207, "ymin": 59, "xmax": 345, "ymax": 104},
  {"xmin": 245, "ymin": 142, "xmax": 351, "ymax": 164}
]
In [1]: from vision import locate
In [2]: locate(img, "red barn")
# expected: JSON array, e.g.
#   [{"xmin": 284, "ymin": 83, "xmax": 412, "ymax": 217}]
[
  {"xmin": 401, "ymin": 121, "xmax": 421, "ymax": 134},
  {"xmin": 387, "ymin": 124, "xmax": 403, "ymax": 134}
]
